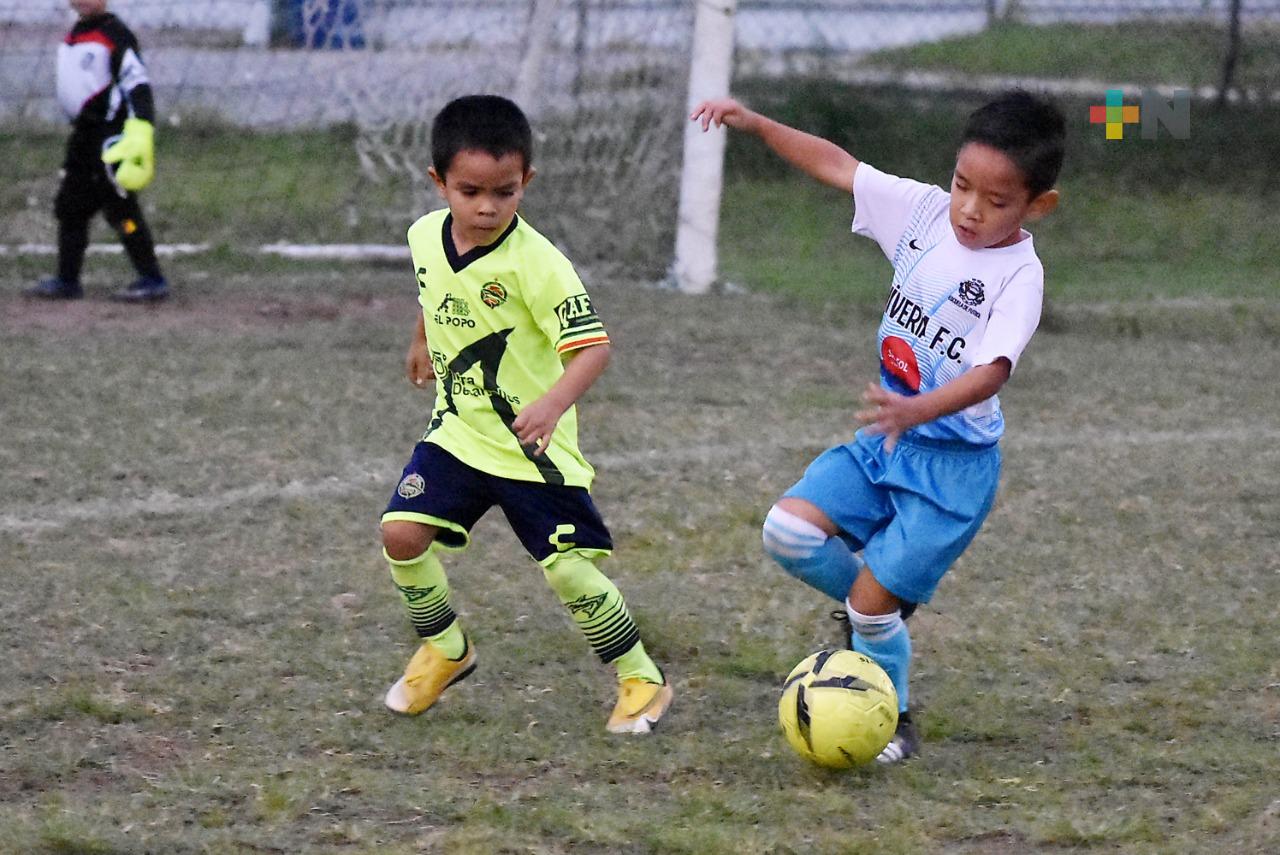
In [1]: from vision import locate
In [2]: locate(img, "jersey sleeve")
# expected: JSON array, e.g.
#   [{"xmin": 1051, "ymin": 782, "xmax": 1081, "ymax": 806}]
[
  {"xmin": 851, "ymin": 163, "xmax": 946, "ymax": 259},
  {"xmin": 967, "ymin": 262, "xmax": 1043, "ymax": 373},
  {"xmin": 407, "ymin": 215, "xmax": 432, "ymax": 310},
  {"xmin": 526, "ymin": 250, "xmax": 609, "ymax": 355},
  {"xmin": 106, "ymin": 18, "xmax": 155, "ymax": 121}
]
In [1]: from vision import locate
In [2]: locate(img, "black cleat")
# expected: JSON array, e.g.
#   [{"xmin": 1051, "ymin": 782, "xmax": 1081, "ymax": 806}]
[
  {"xmin": 24, "ymin": 276, "xmax": 83, "ymax": 300},
  {"xmin": 830, "ymin": 609, "xmax": 854, "ymax": 650},
  {"xmin": 110, "ymin": 275, "xmax": 169, "ymax": 303},
  {"xmin": 876, "ymin": 710, "xmax": 919, "ymax": 764}
]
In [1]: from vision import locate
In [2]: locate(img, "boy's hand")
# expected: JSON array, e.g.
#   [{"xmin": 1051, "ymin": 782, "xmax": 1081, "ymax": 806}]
[
  {"xmin": 512, "ymin": 396, "xmax": 567, "ymax": 456},
  {"xmin": 690, "ymin": 98, "xmax": 757, "ymax": 133},
  {"xmin": 855, "ymin": 382, "xmax": 922, "ymax": 453},
  {"xmin": 406, "ymin": 340, "xmax": 434, "ymax": 388}
]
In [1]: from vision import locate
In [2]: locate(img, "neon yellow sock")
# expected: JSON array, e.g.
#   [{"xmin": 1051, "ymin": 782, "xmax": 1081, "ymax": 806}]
[
  {"xmin": 541, "ymin": 552, "xmax": 662, "ymax": 684},
  {"xmin": 385, "ymin": 548, "xmax": 466, "ymax": 659},
  {"xmin": 611, "ymin": 638, "xmax": 663, "ymax": 685}
]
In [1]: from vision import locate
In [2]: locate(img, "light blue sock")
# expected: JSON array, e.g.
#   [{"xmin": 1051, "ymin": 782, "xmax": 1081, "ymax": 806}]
[
  {"xmin": 762, "ymin": 506, "xmax": 864, "ymax": 602},
  {"xmin": 848, "ymin": 605, "xmax": 911, "ymax": 713}
]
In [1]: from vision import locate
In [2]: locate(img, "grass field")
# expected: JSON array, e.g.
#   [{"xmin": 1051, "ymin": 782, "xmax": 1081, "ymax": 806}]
[
  {"xmin": 2, "ymin": 253, "xmax": 1278, "ymax": 853},
  {"xmin": 863, "ymin": 21, "xmax": 1280, "ymax": 92}
]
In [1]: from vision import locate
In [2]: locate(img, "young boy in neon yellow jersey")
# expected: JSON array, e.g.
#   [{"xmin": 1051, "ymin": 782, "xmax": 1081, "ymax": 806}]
[
  {"xmin": 693, "ymin": 91, "xmax": 1064, "ymax": 762},
  {"xmin": 379, "ymin": 95, "xmax": 672, "ymax": 734}
]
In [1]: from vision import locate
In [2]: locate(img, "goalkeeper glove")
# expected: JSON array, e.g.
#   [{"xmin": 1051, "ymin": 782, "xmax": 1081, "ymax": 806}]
[{"xmin": 101, "ymin": 118, "xmax": 155, "ymax": 192}]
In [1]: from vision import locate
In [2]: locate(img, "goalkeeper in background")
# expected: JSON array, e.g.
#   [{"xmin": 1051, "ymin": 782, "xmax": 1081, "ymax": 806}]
[{"xmin": 26, "ymin": 0, "xmax": 168, "ymax": 302}]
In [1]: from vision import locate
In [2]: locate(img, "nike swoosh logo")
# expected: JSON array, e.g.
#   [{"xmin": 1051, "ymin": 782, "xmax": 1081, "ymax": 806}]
[{"xmin": 908, "ymin": 238, "xmax": 922, "ymax": 250}]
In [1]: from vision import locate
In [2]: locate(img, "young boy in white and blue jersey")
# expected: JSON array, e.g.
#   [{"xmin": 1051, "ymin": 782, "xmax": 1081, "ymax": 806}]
[
  {"xmin": 692, "ymin": 91, "xmax": 1065, "ymax": 763},
  {"xmin": 26, "ymin": 0, "xmax": 168, "ymax": 302}
]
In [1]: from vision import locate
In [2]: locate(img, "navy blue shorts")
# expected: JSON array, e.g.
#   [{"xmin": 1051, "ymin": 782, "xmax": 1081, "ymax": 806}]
[{"xmin": 382, "ymin": 442, "xmax": 613, "ymax": 564}]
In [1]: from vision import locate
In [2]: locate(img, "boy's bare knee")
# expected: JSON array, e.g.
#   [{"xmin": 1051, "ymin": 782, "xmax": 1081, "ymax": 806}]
[
  {"xmin": 774, "ymin": 497, "xmax": 839, "ymax": 536},
  {"xmin": 381, "ymin": 520, "xmax": 435, "ymax": 562}
]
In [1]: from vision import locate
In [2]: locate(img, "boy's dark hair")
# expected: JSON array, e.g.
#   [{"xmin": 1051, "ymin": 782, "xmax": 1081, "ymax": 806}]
[
  {"xmin": 960, "ymin": 90, "xmax": 1065, "ymax": 197},
  {"xmin": 431, "ymin": 95, "xmax": 533, "ymax": 178}
]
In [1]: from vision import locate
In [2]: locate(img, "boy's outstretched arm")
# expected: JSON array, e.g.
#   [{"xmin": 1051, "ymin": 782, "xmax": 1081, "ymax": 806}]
[
  {"xmin": 856, "ymin": 360, "xmax": 1012, "ymax": 451},
  {"xmin": 691, "ymin": 98, "xmax": 859, "ymax": 193},
  {"xmin": 512, "ymin": 343, "xmax": 611, "ymax": 455}
]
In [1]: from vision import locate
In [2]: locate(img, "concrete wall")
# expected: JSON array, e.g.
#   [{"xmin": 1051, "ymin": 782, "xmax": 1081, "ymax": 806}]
[{"xmin": 0, "ymin": 0, "xmax": 261, "ymax": 28}]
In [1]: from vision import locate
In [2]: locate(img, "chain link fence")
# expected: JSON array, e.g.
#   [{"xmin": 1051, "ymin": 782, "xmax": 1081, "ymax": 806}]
[{"xmin": 4, "ymin": 0, "xmax": 1277, "ymax": 127}]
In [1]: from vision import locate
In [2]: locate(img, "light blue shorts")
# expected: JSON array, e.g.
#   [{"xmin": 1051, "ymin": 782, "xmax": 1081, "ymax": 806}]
[{"xmin": 783, "ymin": 430, "xmax": 1001, "ymax": 604}]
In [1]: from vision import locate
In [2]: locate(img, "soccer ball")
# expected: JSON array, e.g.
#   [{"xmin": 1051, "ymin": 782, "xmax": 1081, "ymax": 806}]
[{"xmin": 778, "ymin": 649, "xmax": 898, "ymax": 768}]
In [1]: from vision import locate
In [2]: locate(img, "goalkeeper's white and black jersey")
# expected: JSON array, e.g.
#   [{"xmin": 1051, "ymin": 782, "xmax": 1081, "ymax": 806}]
[{"xmin": 57, "ymin": 12, "xmax": 155, "ymax": 136}]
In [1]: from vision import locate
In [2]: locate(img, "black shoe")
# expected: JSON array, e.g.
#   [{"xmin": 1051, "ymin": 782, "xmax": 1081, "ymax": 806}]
[
  {"xmin": 876, "ymin": 710, "xmax": 919, "ymax": 764},
  {"xmin": 24, "ymin": 276, "xmax": 83, "ymax": 300},
  {"xmin": 830, "ymin": 609, "xmax": 854, "ymax": 650},
  {"xmin": 110, "ymin": 275, "xmax": 169, "ymax": 303}
]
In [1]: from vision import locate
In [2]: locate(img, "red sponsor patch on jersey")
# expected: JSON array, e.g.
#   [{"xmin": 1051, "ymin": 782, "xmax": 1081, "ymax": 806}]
[{"xmin": 881, "ymin": 335, "xmax": 921, "ymax": 392}]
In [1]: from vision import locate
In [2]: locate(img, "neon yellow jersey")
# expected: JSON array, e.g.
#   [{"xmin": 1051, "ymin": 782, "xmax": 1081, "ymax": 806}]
[{"xmin": 407, "ymin": 208, "xmax": 609, "ymax": 488}]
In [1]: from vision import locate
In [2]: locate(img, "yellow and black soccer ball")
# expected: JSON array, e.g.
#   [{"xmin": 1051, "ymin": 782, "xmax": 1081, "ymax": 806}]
[{"xmin": 778, "ymin": 649, "xmax": 898, "ymax": 768}]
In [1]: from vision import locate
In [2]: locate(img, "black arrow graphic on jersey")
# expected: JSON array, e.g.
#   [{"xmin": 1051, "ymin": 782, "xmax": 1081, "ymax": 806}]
[{"xmin": 426, "ymin": 328, "xmax": 566, "ymax": 486}]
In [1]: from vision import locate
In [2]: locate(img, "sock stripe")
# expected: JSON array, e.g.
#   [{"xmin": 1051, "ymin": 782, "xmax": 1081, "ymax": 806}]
[
  {"xmin": 763, "ymin": 526, "xmax": 826, "ymax": 548},
  {"xmin": 406, "ymin": 601, "xmax": 453, "ymax": 621},
  {"xmin": 404, "ymin": 591, "xmax": 457, "ymax": 638},
  {"xmin": 763, "ymin": 535, "xmax": 825, "ymax": 559},
  {"xmin": 846, "ymin": 605, "xmax": 905, "ymax": 641},
  {"xmin": 595, "ymin": 624, "xmax": 642, "ymax": 663},
  {"xmin": 407, "ymin": 603, "xmax": 457, "ymax": 638},
  {"xmin": 583, "ymin": 608, "xmax": 633, "ymax": 642},
  {"xmin": 580, "ymin": 603, "xmax": 631, "ymax": 637},
  {"xmin": 586, "ymin": 618, "xmax": 636, "ymax": 651},
  {"xmin": 580, "ymin": 602, "xmax": 641, "ymax": 662},
  {"xmin": 763, "ymin": 507, "xmax": 830, "ymax": 556}
]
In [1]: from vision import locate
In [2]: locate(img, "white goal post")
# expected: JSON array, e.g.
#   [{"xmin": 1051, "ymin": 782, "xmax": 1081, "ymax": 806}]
[{"xmin": 673, "ymin": 0, "xmax": 738, "ymax": 294}]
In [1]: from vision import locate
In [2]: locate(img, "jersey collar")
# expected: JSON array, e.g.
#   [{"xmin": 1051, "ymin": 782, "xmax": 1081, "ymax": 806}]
[{"xmin": 442, "ymin": 213, "xmax": 519, "ymax": 273}]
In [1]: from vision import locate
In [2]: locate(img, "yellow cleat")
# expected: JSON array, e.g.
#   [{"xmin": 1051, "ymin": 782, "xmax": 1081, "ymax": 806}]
[
  {"xmin": 606, "ymin": 678, "xmax": 674, "ymax": 734},
  {"xmin": 384, "ymin": 636, "xmax": 476, "ymax": 715}
]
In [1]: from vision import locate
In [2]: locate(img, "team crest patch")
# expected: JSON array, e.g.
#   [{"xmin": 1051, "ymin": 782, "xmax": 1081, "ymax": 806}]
[
  {"xmin": 397, "ymin": 473, "xmax": 425, "ymax": 499},
  {"xmin": 957, "ymin": 279, "xmax": 986, "ymax": 306},
  {"xmin": 480, "ymin": 280, "xmax": 508, "ymax": 308}
]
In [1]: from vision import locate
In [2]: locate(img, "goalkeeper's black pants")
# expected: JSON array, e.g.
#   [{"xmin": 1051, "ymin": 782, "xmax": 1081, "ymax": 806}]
[{"xmin": 55, "ymin": 130, "xmax": 163, "ymax": 284}]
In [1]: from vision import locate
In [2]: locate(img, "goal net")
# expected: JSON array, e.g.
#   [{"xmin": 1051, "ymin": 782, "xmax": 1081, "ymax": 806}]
[{"xmin": 343, "ymin": 0, "xmax": 696, "ymax": 278}]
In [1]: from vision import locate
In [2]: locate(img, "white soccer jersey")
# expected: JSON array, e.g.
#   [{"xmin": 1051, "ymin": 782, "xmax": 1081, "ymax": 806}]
[
  {"xmin": 56, "ymin": 13, "xmax": 150, "ymax": 125},
  {"xmin": 852, "ymin": 163, "xmax": 1043, "ymax": 445}
]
